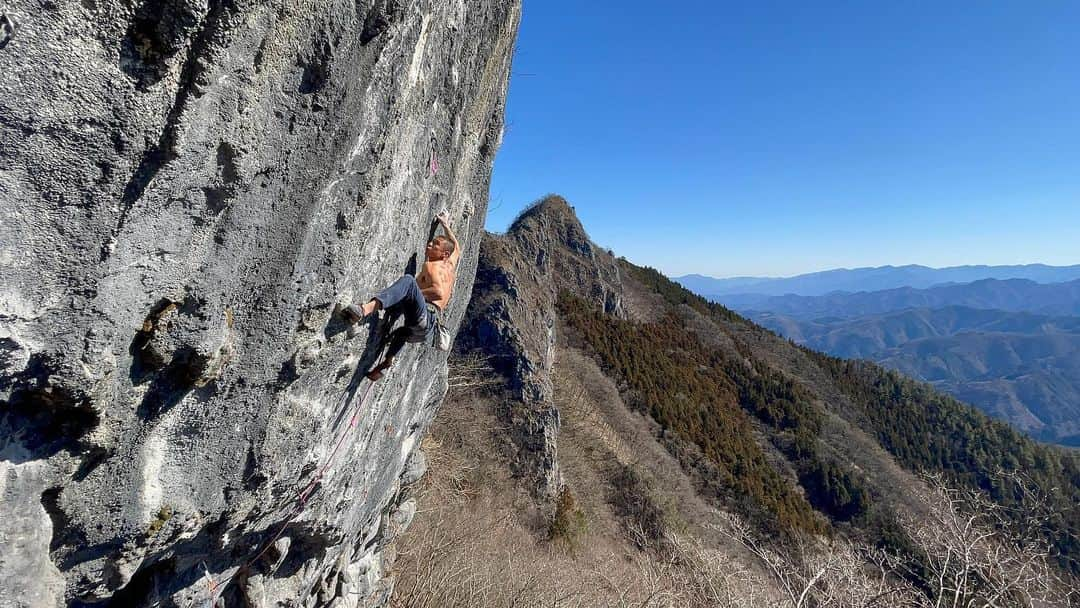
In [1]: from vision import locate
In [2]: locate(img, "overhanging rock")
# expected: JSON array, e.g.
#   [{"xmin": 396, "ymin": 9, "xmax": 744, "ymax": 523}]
[{"xmin": 0, "ymin": 1, "xmax": 520, "ymax": 605}]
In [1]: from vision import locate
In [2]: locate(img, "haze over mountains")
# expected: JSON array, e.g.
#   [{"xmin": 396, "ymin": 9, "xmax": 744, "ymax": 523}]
[
  {"xmin": 677, "ymin": 264, "xmax": 1080, "ymax": 298},
  {"xmin": 677, "ymin": 266, "xmax": 1080, "ymax": 446},
  {"xmin": 719, "ymin": 278, "xmax": 1080, "ymax": 319}
]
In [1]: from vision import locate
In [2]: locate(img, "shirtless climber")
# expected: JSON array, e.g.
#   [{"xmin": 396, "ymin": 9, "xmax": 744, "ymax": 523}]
[{"xmin": 343, "ymin": 213, "xmax": 461, "ymax": 381}]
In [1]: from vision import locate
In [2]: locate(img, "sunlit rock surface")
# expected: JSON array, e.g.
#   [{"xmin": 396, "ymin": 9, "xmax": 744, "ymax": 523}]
[{"xmin": 0, "ymin": 1, "xmax": 519, "ymax": 605}]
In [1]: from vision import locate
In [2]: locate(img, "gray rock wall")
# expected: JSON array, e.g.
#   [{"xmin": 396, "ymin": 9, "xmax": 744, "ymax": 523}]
[{"xmin": 0, "ymin": 1, "xmax": 520, "ymax": 605}]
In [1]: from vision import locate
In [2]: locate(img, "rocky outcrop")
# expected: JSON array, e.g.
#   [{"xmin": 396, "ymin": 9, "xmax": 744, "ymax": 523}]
[
  {"xmin": 0, "ymin": 1, "xmax": 519, "ymax": 606},
  {"xmin": 457, "ymin": 196, "xmax": 624, "ymax": 498}
]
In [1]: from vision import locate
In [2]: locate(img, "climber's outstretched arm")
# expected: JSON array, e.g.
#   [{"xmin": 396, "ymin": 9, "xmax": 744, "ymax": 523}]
[{"xmin": 436, "ymin": 213, "xmax": 462, "ymax": 267}]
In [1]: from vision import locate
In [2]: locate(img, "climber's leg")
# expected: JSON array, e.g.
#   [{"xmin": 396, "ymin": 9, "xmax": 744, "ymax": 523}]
[
  {"xmin": 367, "ymin": 327, "xmax": 411, "ymax": 381},
  {"xmin": 345, "ymin": 275, "xmax": 426, "ymax": 326}
]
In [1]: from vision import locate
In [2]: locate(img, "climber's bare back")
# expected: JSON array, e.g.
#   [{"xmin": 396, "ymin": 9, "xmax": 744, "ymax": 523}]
[{"xmin": 417, "ymin": 258, "xmax": 456, "ymax": 310}]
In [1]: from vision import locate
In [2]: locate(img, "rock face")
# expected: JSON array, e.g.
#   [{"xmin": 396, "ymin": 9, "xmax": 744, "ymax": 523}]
[
  {"xmin": 0, "ymin": 1, "xmax": 519, "ymax": 606},
  {"xmin": 457, "ymin": 196, "xmax": 624, "ymax": 498}
]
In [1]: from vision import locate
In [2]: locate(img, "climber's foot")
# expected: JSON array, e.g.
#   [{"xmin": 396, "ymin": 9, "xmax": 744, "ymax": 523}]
[
  {"xmin": 343, "ymin": 300, "xmax": 381, "ymax": 324},
  {"xmin": 366, "ymin": 360, "xmax": 392, "ymax": 381},
  {"xmin": 342, "ymin": 304, "xmax": 365, "ymax": 323}
]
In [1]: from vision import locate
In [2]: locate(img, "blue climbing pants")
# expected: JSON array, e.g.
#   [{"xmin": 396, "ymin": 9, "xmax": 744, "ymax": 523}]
[{"xmin": 374, "ymin": 275, "xmax": 435, "ymax": 359}]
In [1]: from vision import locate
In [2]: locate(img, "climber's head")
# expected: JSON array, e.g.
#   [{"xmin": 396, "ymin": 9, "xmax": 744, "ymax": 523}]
[{"xmin": 426, "ymin": 236, "xmax": 455, "ymax": 262}]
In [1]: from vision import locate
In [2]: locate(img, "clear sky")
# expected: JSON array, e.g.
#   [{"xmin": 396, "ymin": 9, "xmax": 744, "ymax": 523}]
[{"xmin": 486, "ymin": 1, "xmax": 1080, "ymax": 278}]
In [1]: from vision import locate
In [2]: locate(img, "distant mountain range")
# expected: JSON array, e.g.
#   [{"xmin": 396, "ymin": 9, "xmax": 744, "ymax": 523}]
[
  {"xmin": 718, "ymin": 278, "xmax": 1080, "ymax": 319},
  {"xmin": 675, "ymin": 268, "xmax": 1080, "ymax": 447},
  {"xmin": 752, "ymin": 306, "xmax": 1080, "ymax": 357},
  {"xmin": 677, "ymin": 264, "xmax": 1080, "ymax": 447},
  {"xmin": 677, "ymin": 264, "xmax": 1080, "ymax": 298},
  {"xmin": 750, "ymin": 307, "xmax": 1080, "ymax": 445}
]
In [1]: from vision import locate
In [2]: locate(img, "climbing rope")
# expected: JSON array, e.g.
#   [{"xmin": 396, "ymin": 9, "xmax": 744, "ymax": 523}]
[{"xmin": 205, "ymin": 380, "xmax": 378, "ymax": 605}]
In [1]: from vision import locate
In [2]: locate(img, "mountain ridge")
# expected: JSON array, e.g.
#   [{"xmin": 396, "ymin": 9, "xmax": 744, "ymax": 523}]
[
  {"xmin": 717, "ymin": 278, "xmax": 1080, "ymax": 319},
  {"xmin": 678, "ymin": 263, "xmax": 1080, "ymax": 298}
]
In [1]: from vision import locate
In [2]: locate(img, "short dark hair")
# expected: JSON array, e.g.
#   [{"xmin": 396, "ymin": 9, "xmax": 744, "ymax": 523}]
[{"xmin": 432, "ymin": 235, "xmax": 455, "ymax": 256}]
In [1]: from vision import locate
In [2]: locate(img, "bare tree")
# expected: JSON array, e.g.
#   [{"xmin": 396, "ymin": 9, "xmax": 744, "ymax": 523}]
[
  {"xmin": 710, "ymin": 511, "xmax": 923, "ymax": 608},
  {"xmin": 900, "ymin": 472, "xmax": 1079, "ymax": 608},
  {"xmin": 695, "ymin": 470, "xmax": 1080, "ymax": 608},
  {"xmin": 662, "ymin": 531, "xmax": 772, "ymax": 608},
  {"xmin": 446, "ymin": 353, "xmax": 503, "ymax": 394}
]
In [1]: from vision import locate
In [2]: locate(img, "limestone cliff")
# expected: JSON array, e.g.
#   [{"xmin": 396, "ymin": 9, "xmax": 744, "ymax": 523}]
[{"xmin": 0, "ymin": 1, "xmax": 520, "ymax": 606}]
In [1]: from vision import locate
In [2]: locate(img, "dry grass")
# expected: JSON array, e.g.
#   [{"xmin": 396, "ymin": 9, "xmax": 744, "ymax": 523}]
[
  {"xmin": 391, "ymin": 473, "xmax": 775, "ymax": 608},
  {"xmin": 390, "ymin": 351, "xmax": 785, "ymax": 608}
]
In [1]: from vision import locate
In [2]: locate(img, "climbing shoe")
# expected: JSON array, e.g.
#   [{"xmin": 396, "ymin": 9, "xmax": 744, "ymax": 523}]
[{"xmin": 342, "ymin": 304, "xmax": 368, "ymax": 324}]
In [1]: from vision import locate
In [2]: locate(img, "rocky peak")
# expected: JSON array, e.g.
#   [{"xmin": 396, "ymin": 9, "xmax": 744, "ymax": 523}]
[
  {"xmin": 456, "ymin": 195, "xmax": 623, "ymax": 499},
  {"xmin": 507, "ymin": 195, "xmax": 592, "ymax": 256}
]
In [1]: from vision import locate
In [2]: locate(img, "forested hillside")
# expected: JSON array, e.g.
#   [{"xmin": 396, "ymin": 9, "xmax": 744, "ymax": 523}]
[
  {"xmin": 631, "ymin": 264, "xmax": 1080, "ymax": 568},
  {"xmin": 750, "ymin": 306, "xmax": 1080, "ymax": 445}
]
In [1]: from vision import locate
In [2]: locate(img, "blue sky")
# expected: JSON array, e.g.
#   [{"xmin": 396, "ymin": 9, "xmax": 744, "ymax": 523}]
[{"xmin": 486, "ymin": 1, "xmax": 1080, "ymax": 278}]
